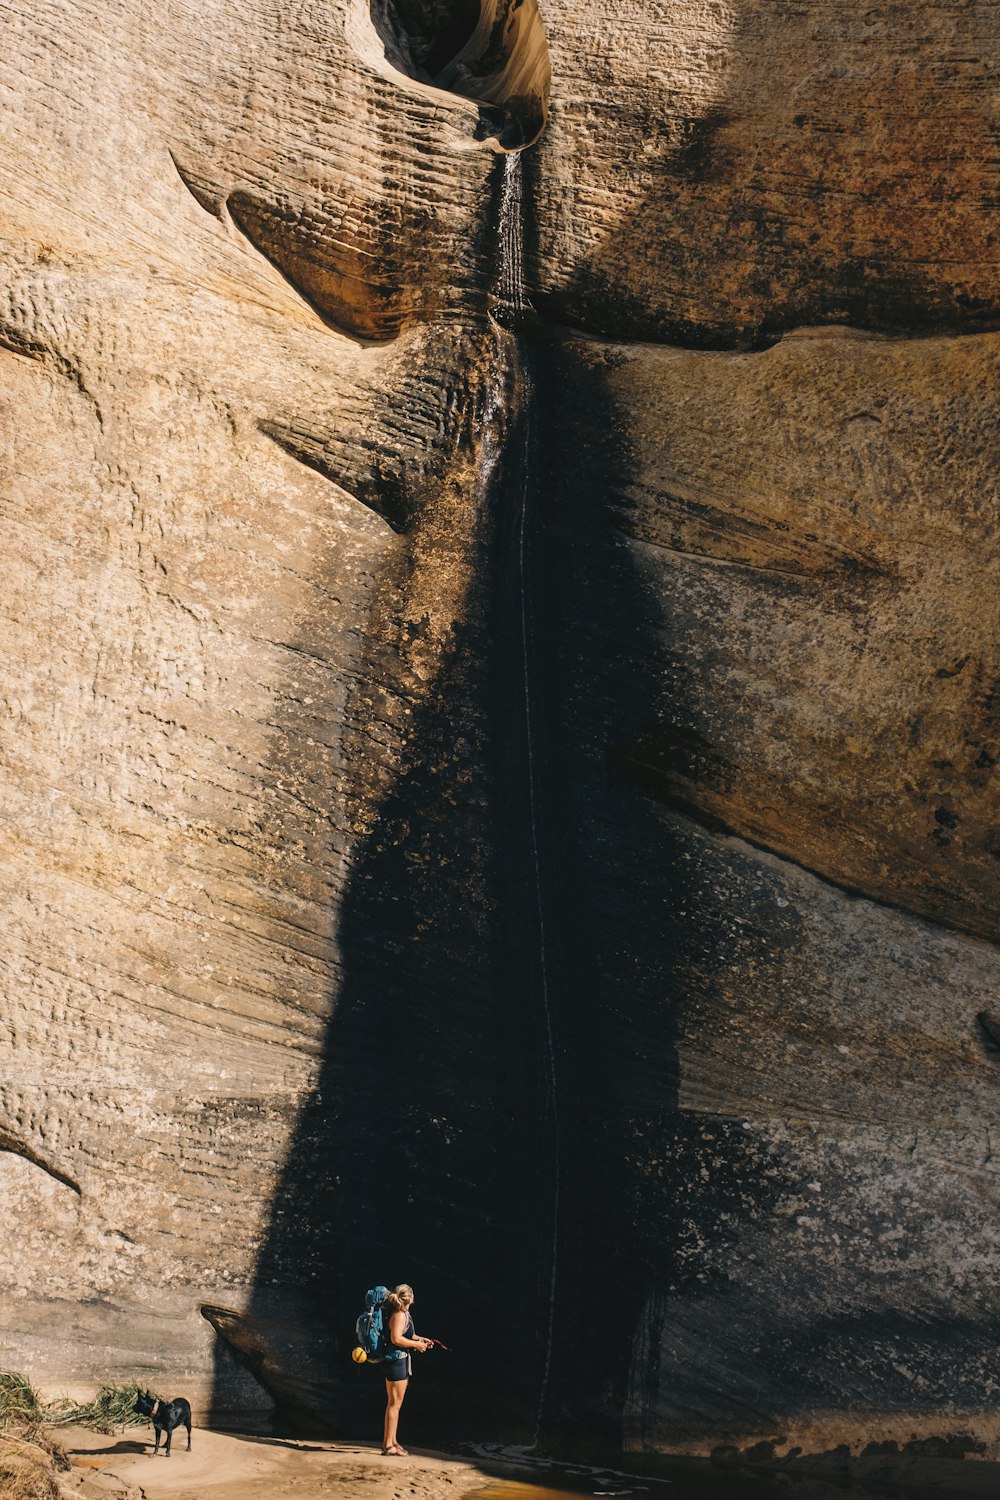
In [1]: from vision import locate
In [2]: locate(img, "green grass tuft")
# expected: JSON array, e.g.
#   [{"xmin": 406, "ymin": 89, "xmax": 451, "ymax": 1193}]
[
  {"xmin": 44, "ymin": 1382, "xmax": 147, "ymax": 1434},
  {"xmin": 0, "ymin": 1372, "xmax": 147, "ymax": 1439},
  {"xmin": 0, "ymin": 1372, "xmax": 45, "ymax": 1440}
]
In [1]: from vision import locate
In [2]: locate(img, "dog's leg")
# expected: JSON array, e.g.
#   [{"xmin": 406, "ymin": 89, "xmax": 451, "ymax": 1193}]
[
  {"xmin": 164, "ymin": 1426, "xmax": 172, "ymax": 1458},
  {"xmin": 152, "ymin": 1425, "xmax": 160, "ymax": 1456},
  {"xmin": 186, "ymin": 1417, "xmax": 192, "ymax": 1451}
]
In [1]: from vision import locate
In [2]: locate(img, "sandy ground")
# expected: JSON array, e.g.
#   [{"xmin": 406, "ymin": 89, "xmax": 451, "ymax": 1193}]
[
  {"xmin": 55, "ymin": 1424, "xmax": 1000, "ymax": 1500},
  {"xmin": 57, "ymin": 1425, "xmax": 509, "ymax": 1500}
]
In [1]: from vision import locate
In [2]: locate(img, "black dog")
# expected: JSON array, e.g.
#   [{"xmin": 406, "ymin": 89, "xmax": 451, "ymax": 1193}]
[{"xmin": 134, "ymin": 1389, "xmax": 192, "ymax": 1456}]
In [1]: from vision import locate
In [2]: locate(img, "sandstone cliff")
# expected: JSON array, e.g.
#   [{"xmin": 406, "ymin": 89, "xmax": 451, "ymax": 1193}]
[{"xmin": 0, "ymin": 0, "xmax": 998, "ymax": 1471}]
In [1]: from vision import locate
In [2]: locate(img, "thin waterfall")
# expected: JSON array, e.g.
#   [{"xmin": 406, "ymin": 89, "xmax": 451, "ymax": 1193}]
[
  {"xmin": 491, "ymin": 150, "xmax": 560, "ymax": 1443},
  {"xmin": 497, "ymin": 152, "xmax": 527, "ymax": 323}
]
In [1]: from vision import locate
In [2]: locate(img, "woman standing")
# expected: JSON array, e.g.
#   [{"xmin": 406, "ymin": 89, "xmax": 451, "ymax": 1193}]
[{"xmin": 381, "ymin": 1283, "xmax": 431, "ymax": 1455}]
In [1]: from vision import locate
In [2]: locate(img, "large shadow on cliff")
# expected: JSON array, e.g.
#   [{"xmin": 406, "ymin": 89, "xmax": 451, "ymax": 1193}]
[
  {"xmin": 203, "ymin": 277, "xmax": 794, "ymax": 1456},
  {"xmin": 198, "ymin": 250, "xmax": 737, "ymax": 1455},
  {"xmin": 199, "ymin": 1, "xmax": 816, "ymax": 1461}
]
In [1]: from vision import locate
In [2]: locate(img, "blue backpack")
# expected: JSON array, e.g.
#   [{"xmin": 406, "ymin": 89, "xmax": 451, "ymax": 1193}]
[{"xmin": 356, "ymin": 1285, "xmax": 391, "ymax": 1362}]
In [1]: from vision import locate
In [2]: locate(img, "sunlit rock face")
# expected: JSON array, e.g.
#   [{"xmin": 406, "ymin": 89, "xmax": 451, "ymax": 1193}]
[{"xmin": 1, "ymin": 0, "xmax": 1000, "ymax": 1469}]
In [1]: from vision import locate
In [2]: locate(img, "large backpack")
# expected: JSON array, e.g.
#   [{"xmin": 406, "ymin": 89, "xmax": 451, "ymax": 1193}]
[{"xmin": 355, "ymin": 1285, "xmax": 391, "ymax": 1362}]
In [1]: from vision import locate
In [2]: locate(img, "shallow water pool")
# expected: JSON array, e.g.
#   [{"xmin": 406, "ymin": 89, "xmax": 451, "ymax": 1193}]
[{"xmin": 469, "ymin": 1486, "xmax": 651, "ymax": 1500}]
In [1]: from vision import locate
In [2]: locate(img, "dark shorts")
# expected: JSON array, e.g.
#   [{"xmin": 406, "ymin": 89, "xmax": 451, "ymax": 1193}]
[{"xmin": 383, "ymin": 1355, "xmax": 411, "ymax": 1381}]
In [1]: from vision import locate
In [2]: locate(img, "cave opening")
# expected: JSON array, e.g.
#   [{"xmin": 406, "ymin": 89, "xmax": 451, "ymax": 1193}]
[
  {"xmin": 369, "ymin": 0, "xmax": 550, "ymax": 149},
  {"xmin": 376, "ymin": 0, "xmax": 482, "ymax": 78}
]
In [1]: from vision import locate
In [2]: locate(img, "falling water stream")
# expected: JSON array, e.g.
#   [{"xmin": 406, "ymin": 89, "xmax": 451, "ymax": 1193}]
[
  {"xmin": 497, "ymin": 153, "xmax": 527, "ymax": 321},
  {"xmin": 490, "ymin": 151, "xmax": 561, "ymax": 1444}
]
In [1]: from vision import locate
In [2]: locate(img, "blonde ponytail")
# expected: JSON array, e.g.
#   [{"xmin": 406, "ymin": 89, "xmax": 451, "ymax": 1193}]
[{"xmin": 383, "ymin": 1283, "xmax": 414, "ymax": 1312}]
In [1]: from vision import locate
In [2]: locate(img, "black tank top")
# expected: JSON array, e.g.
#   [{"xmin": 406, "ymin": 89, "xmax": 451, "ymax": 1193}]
[{"xmin": 387, "ymin": 1308, "xmax": 413, "ymax": 1356}]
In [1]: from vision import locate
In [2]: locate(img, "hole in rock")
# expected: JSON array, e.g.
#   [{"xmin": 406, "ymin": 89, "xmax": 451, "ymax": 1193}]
[
  {"xmin": 371, "ymin": 0, "xmax": 550, "ymax": 148},
  {"xmin": 379, "ymin": 0, "xmax": 481, "ymax": 75}
]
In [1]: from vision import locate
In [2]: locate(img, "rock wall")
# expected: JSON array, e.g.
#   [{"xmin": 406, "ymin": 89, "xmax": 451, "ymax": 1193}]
[
  {"xmin": 1, "ymin": 0, "xmax": 999, "ymax": 1468},
  {"xmin": 532, "ymin": 0, "xmax": 1000, "ymax": 345}
]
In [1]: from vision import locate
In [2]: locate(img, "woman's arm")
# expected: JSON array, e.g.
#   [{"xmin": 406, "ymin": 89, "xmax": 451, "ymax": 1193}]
[{"xmin": 388, "ymin": 1310, "xmax": 430, "ymax": 1351}]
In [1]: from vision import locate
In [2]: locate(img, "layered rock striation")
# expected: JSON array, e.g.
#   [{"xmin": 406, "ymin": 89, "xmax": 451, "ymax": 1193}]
[{"xmin": 0, "ymin": 0, "xmax": 998, "ymax": 1471}]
